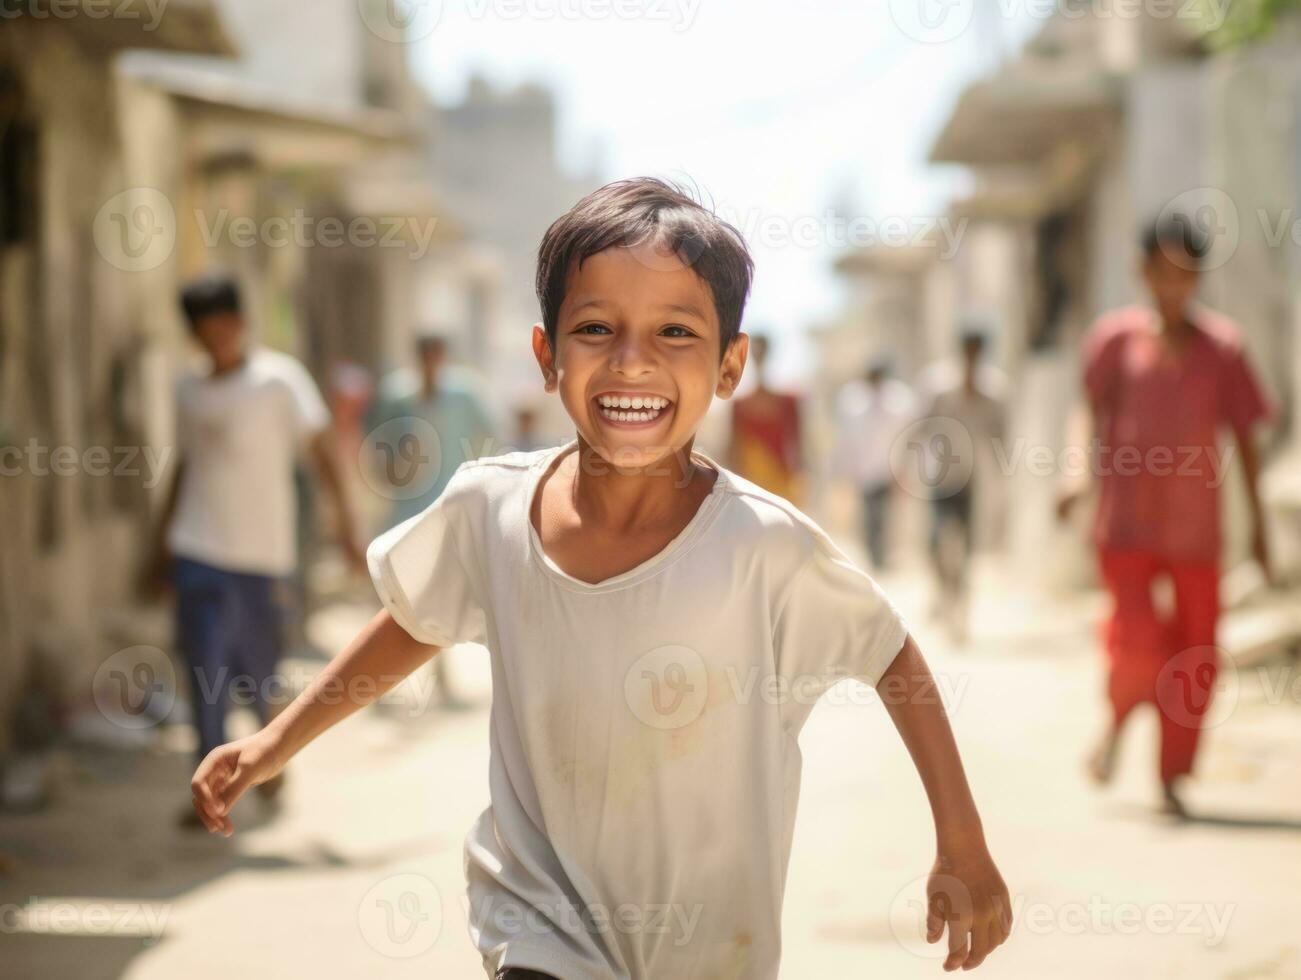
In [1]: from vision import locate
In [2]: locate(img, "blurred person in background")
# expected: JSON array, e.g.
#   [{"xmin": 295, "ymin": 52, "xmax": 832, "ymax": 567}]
[
  {"xmin": 1057, "ymin": 216, "xmax": 1276, "ymax": 818},
  {"xmin": 367, "ymin": 332, "xmax": 497, "ymax": 532},
  {"xmin": 917, "ymin": 325, "xmax": 1007, "ymax": 644},
  {"xmin": 830, "ymin": 352, "xmax": 916, "ymax": 570},
  {"xmin": 512, "ymin": 404, "xmax": 551, "ymax": 453},
  {"xmin": 146, "ymin": 275, "xmax": 366, "ymax": 830},
  {"xmin": 725, "ymin": 331, "xmax": 805, "ymax": 504},
  {"xmin": 366, "ymin": 331, "xmax": 497, "ymax": 708}
]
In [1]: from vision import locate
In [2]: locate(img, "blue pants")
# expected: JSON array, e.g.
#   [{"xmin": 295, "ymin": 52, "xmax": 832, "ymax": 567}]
[
  {"xmin": 173, "ymin": 556, "xmax": 285, "ymax": 764},
  {"xmin": 861, "ymin": 481, "xmax": 891, "ymax": 570}
]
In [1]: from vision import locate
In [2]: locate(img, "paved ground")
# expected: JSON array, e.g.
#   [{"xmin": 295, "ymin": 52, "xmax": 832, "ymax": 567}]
[{"xmin": 3, "ymin": 550, "xmax": 1300, "ymax": 979}]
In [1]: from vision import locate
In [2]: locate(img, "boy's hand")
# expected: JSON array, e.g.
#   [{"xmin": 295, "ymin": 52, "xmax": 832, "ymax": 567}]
[
  {"xmin": 926, "ymin": 846, "xmax": 1012, "ymax": 971},
  {"xmin": 190, "ymin": 732, "xmax": 285, "ymax": 837}
]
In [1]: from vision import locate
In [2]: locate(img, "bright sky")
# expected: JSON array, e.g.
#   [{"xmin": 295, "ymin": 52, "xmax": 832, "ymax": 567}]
[{"xmin": 410, "ymin": 0, "xmax": 1039, "ymax": 385}]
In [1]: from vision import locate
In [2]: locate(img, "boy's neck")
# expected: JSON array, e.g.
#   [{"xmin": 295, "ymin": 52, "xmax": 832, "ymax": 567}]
[
  {"xmin": 1155, "ymin": 304, "xmax": 1194, "ymax": 335},
  {"xmin": 210, "ymin": 351, "xmax": 248, "ymax": 377},
  {"xmin": 567, "ymin": 435, "xmax": 714, "ymax": 529}
]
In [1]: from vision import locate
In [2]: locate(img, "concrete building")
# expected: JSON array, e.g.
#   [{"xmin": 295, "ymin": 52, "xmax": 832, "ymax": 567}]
[
  {"xmin": 0, "ymin": 2, "xmax": 233, "ymax": 761},
  {"xmin": 428, "ymin": 74, "xmax": 602, "ymax": 441},
  {"xmin": 820, "ymin": 9, "xmax": 1301, "ymax": 591},
  {"xmin": 0, "ymin": 0, "xmax": 465, "ymax": 776}
]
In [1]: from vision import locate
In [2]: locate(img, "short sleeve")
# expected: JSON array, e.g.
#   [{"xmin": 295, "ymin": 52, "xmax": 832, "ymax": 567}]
[
  {"xmin": 278, "ymin": 356, "xmax": 330, "ymax": 440},
  {"xmin": 366, "ymin": 462, "xmax": 487, "ymax": 648},
  {"xmin": 1220, "ymin": 341, "xmax": 1275, "ymax": 436},
  {"xmin": 773, "ymin": 536, "xmax": 910, "ymax": 725}
]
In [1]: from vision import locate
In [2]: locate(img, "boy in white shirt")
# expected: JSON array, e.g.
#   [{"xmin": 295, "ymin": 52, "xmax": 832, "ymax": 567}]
[
  {"xmin": 189, "ymin": 179, "xmax": 1011, "ymax": 977},
  {"xmin": 152, "ymin": 275, "xmax": 366, "ymax": 829}
]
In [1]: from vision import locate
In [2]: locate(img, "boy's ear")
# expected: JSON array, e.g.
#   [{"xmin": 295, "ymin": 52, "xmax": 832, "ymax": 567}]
[
  {"xmin": 716, "ymin": 332, "xmax": 749, "ymax": 399},
  {"xmin": 531, "ymin": 323, "xmax": 558, "ymax": 392}
]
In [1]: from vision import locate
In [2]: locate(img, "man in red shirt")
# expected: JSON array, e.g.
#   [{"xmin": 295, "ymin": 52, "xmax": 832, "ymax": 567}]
[{"xmin": 1059, "ymin": 216, "xmax": 1276, "ymax": 817}]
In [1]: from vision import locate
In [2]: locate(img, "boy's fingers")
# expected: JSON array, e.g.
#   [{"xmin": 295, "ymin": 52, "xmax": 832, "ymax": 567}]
[
  {"xmin": 992, "ymin": 906, "xmax": 1011, "ymax": 948},
  {"xmin": 190, "ymin": 795, "xmax": 219, "ymax": 833},
  {"xmin": 926, "ymin": 896, "xmax": 944, "ymax": 943},
  {"xmin": 191, "ymin": 762, "xmax": 226, "ymax": 829},
  {"xmin": 217, "ymin": 760, "xmax": 259, "ymax": 815},
  {"xmin": 191, "ymin": 768, "xmax": 217, "ymax": 811},
  {"xmin": 944, "ymin": 918, "xmax": 971, "ymax": 972},
  {"xmin": 962, "ymin": 920, "xmax": 992, "ymax": 970}
]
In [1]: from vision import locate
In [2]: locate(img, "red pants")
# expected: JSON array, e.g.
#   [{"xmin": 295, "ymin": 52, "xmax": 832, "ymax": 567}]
[{"xmin": 1096, "ymin": 548, "xmax": 1220, "ymax": 784}]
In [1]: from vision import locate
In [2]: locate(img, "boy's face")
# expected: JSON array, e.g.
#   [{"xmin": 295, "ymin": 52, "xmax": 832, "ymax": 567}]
[
  {"xmin": 192, "ymin": 312, "xmax": 245, "ymax": 367},
  {"xmin": 1142, "ymin": 248, "xmax": 1201, "ymax": 318},
  {"xmin": 533, "ymin": 241, "xmax": 746, "ymax": 470}
]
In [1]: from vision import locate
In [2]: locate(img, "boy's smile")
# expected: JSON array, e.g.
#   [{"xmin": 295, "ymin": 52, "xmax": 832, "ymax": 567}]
[
  {"xmin": 593, "ymin": 390, "xmax": 674, "ymax": 427},
  {"xmin": 534, "ymin": 241, "xmax": 745, "ymax": 469}
]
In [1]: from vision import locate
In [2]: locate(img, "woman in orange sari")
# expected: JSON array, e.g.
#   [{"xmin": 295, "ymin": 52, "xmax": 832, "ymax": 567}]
[{"xmin": 728, "ymin": 334, "xmax": 804, "ymax": 504}]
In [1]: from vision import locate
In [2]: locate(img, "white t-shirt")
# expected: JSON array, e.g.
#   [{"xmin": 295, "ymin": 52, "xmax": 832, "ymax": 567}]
[
  {"xmin": 831, "ymin": 377, "xmax": 919, "ymax": 488},
  {"xmin": 367, "ymin": 438, "xmax": 910, "ymax": 980},
  {"xmin": 169, "ymin": 347, "xmax": 329, "ymax": 576}
]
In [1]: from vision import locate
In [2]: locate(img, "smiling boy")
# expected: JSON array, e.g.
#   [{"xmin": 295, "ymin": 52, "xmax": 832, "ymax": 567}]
[{"xmin": 189, "ymin": 178, "xmax": 1010, "ymax": 978}]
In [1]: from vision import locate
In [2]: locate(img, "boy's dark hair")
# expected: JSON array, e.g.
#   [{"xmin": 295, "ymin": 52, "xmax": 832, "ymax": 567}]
[
  {"xmin": 180, "ymin": 275, "xmax": 242, "ymax": 329},
  {"xmin": 535, "ymin": 177, "xmax": 754, "ymax": 358},
  {"xmin": 1142, "ymin": 213, "xmax": 1210, "ymax": 266}
]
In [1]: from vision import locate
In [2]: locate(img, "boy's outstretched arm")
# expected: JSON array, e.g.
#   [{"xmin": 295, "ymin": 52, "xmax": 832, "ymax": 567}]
[
  {"xmin": 879, "ymin": 634, "xmax": 1012, "ymax": 972},
  {"xmin": 190, "ymin": 610, "xmax": 438, "ymax": 836}
]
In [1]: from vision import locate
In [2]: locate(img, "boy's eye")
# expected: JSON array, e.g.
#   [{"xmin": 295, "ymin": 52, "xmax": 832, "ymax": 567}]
[
  {"xmin": 661, "ymin": 325, "xmax": 696, "ymax": 338},
  {"xmin": 574, "ymin": 323, "xmax": 612, "ymax": 335}
]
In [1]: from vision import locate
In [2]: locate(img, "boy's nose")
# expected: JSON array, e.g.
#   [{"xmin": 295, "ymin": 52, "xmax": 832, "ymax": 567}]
[{"xmin": 609, "ymin": 338, "xmax": 656, "ymax": 374}]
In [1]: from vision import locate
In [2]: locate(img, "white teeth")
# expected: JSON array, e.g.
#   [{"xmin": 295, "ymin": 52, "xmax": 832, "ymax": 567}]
[
  {"xmin": 597, "ymin": 394, "xmax": 668, "ymax": 411},
  {"xmin": 599, "ymin": 402, "xmax": 664, "ymax": 423}
]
